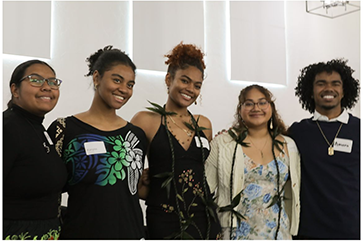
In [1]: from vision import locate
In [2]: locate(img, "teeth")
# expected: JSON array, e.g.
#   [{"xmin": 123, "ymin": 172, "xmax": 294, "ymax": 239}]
[
  {"xmin": 114, "ymin": 95, "xmax": 124, "ymax": 100},
  {"xmin": 181, "ymin": 93, "xmax": 191, "ymax": 100},
  {"xmin": 40, "ymin": 97, "xmax": 51, "ymax": 100},
  {"xmin": 323, "ymin": 95, "xmax": 334, "ymax": 99}
]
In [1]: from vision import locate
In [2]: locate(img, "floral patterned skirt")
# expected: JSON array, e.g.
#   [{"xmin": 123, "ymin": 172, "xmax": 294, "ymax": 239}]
[{"xmin": 3, "ymin": 218, "xmax": 61, "ymax": 240}]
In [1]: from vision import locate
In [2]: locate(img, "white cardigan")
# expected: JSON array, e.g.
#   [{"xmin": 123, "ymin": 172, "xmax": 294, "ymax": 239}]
[{"xmin": 205, "ymin": 132, "xmax": 301, "ymax": 236}]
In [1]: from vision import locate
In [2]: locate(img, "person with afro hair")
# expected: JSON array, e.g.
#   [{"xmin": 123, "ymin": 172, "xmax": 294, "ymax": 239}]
[{"xmin": 289, "ymin": 59, "xmax": 360, "ymax": 239}]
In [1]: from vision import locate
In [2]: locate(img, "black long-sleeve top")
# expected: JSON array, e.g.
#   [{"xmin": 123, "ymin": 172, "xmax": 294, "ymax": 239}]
[{"xmin": 3, "ymin": 105, "xmax": 67, "ymax": 220}]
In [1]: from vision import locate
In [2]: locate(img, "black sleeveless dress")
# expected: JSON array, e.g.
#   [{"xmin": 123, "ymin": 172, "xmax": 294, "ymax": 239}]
[{"xmin": 146, "ymin": 118, "xmax": 221, "ymax": 239}]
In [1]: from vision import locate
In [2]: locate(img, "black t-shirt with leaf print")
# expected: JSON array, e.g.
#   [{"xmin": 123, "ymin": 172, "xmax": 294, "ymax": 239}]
[{"xmin": 47, "ymin": 116, "xmax": 147, "ymax": 239}]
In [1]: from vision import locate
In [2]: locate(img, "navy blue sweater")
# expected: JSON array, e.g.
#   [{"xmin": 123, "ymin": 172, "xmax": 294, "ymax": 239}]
[{"xmin": 289, "ymin": 114, "xmax": 360, "ymax": 239}]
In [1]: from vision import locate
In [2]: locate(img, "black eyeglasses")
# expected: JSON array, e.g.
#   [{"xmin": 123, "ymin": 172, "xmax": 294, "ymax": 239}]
[
  {"xmin": 20, "ymin": 74, "xmax": 62, "ymax": 90},
  {"xmin": 242, "ymin": 99, "xmax": 270, "ymax": 111}
]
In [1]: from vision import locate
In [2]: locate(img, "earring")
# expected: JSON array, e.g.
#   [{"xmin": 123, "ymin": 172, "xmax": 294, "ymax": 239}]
[
  {"xmin": 270, "ymin": 118, "xmax": 273, "ymax": 130},
  {"xmin": 94, "ymin": 85, "xmax": 97, "ymax": 90},
  {"xmin": 167, "ymin": 87, "xmax": 170, "ymax": 94},
  {"xmin": 195, "ymin": 100, "xmax": 197, "ymax": 105}
]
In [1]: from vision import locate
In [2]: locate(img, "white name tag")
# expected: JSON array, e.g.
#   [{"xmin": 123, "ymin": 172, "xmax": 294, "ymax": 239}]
[
  {"xmin": 334, "ymin": 138, "xmax": 353, "ymax": 153},
  {"xmin": 44, "ymin": 131, "xmax": 53, "ymax": 145},
  {"xmin": 84, "ymin": 141, "xmax": 107, "ymax": 155},
  {"xmin": 195, "ymin": 136, "xmax": 210, "ymax": 151}
]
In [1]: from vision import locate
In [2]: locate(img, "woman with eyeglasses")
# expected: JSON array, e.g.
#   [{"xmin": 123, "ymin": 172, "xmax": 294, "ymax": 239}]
[
  {"xmin": 3, "ymin": 60, "xmax": 67, "ymax": 240},
  {"xmin": 47, "ymin": 46, "xmax": 147, "ymax": 239},
  {"xmin": 205, "ymin": 84, "xmax": 300, "ymax": 240}
]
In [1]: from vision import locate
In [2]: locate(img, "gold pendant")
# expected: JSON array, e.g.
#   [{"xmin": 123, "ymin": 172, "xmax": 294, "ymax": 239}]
[{"xmin": 328, "ymin": 146, "xmax": 334, "ymax": 156}]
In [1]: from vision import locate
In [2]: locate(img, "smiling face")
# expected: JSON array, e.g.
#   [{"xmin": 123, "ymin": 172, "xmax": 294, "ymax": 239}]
[
  {"xmin": 313, "ymin": 71, "xmax": 344, "ymax": 117},
  {"xmin": 166, "ymin": 66, "xmax": 203, "ymax": 108},
  {"xmin": 240, "ymin": 88, "xmax": 272, "ymax": 129},
  {"xmin": 93, "ymin": 64, "xmax": 135, "ymax": 110},
  {"xmin": 11, "ymin": 63, "xmax": 59, "ymax": 117}
]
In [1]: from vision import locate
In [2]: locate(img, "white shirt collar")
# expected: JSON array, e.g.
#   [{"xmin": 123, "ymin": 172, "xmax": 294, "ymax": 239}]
[{"xmin": 312, "ymin": 109, "xmax": 349, "ymax": 124}]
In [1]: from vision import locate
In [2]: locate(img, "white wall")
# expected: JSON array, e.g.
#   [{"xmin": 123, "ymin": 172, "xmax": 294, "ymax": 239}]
[{"xmin": 2, "ymin": 0, "xmax": 361, "ymax": 218}]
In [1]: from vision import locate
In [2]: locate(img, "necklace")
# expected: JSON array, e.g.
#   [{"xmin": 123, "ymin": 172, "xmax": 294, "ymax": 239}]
[
  {"xmin": 248, "ymin": 136, "xmax": 269, "ymax": 158},
  {"xmin": 316, "ymin": 121, "xmax": 343, "ymax": 156},
  {"xmin": 169, "ymin": 115, "xmax": 193, "ymax": 137}
]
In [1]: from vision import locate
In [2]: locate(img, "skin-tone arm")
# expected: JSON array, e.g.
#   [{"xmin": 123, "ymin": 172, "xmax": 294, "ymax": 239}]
[{"xmin": 131, "ymin": 111, "xmax": 160, "ymax": 200}]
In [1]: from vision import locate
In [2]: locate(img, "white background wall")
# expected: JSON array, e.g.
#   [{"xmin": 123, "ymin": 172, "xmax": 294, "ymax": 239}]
[{"xmin": 2, "ymin": 0, "xmax": 361, "ymax": 220}]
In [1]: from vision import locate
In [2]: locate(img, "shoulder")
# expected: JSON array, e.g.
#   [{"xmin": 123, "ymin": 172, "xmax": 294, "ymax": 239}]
[
  {"xmin": 348, "ymin": 114, "xmax": 360, "ymax": 124},
  {"xmin": 290, "ymin": 117, "xmax": 313, "ymax": 128},
  {"xmin": 3, "ymin": 108, "xmax": 19, "ymax": 127},
  {"xmin": 280, "ymin": 134, "xmax": 297, "ymax": 148},
  {"xmin": 131, "ymin": 111, "xmax": 162, "ymax": 143},
  {"xmin": 3, "ymin": 109, "xmax": 22, "ymax": 138},
  {"xmin": 211, "ymin": 131, "xmax": 234, "ymax": 145},
  {"xmin": 131, "ymin": 111, "xmax": 160, "ymax": 125},
  {"xmin": 48, "ymin": 116, "xmax": 71, "ymax": 129},
  {"xmin": 127, "ymin": 122, "xmax": 147, "ymax": 136},
  {"xmin": 193, "ymin": 114, "xmax": 212, "ymax": 128},
  {"xmin": 288, "ymin": 117, "xmax": 314, "ymax": 136}
]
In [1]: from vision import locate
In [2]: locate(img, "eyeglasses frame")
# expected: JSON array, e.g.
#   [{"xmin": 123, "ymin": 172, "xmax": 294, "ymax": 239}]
[
  {"xmin": 242, "ymin": 99, "xmax": 271, "ymax": 111},
  {"xmin": 19, "ymin": 74, "xmax": 62, "ymax": 90}
]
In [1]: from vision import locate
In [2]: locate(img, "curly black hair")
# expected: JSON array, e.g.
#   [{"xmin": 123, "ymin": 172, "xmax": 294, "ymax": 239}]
[{"xmin": 295, "ymin": 58, "xmax": 360, "ymax": 113}]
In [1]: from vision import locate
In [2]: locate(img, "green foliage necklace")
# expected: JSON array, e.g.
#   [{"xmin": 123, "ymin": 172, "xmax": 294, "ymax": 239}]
[
  {"xmin": 147, "ymin": 101, "xmax": 217, "ymax": 239},
  {"xmin": 219, "ymin": 127, "xmax": 285, "ymax": 240}
]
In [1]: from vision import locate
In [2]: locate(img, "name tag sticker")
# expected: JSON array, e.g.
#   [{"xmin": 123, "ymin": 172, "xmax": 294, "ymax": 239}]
[
  {"xmin": 195, "ymin": 136, "xmax": 210, "ymax": 151},
  {"xmin": 84, "ymin": 141, "xmax": 107, "ymax": 155},
  {"xmin": 334, "ymin": 138, "xmax": 353, "ymax": 153}
]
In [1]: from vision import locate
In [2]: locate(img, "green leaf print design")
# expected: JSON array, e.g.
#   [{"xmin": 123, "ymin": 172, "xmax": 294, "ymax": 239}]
[{"xmin": 95, "ymin": 135, "xmax": 131, "ymax": 186}]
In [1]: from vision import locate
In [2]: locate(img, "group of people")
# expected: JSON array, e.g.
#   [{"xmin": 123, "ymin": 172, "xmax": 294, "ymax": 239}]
[{"xmin": 3, "ymin": 42, "xmax": 360, "ymax": 240}]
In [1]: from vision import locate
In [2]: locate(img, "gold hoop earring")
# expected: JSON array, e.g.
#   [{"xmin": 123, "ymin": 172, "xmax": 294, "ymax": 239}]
[{"xmin": 270, "ymin": 117, "xmax": 273, "ymax": 130}]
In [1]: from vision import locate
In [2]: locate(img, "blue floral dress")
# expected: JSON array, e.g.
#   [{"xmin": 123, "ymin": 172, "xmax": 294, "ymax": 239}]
[{"xmin": 231, "ymin": 153, "xmax": 291, "ymax": 240}]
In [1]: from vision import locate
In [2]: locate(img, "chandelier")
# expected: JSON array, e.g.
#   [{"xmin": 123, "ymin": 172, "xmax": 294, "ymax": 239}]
[{"xmin": 306, "ymin": 0, "xmax": 360, "ymax": 18}]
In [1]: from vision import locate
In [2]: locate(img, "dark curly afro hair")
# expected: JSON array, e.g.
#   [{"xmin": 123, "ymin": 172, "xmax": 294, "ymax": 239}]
[
  {"xmin": 295, "ymin": 58, "xmax": 360, "ymax": 113},
  {"xmin": 165, "ymin": 42, "xmax": 205, "ymax": 79}
]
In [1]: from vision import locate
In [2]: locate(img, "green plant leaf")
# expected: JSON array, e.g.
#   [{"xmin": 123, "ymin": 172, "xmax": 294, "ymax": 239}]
[
  {"xmin": 177, "ymin": 194, "xmax": 184, "ymax": 202},
  {"xmin": 228, "ymin": 128, "xmax": 249, "ymax": 147},
  {"xmin": 154, "ymin": 171, "xmax": 173, "ymax": 178},
  {"xmin": 146, "ymin": 101, "xmax": 177, "ymax": 116},
  {"xmin": 181, "ymin": 231, "xmax": 194, "ymax": 240},
  {"xmin": 154, "ymin": 172, "xmax": 173, "ymax": 199}
]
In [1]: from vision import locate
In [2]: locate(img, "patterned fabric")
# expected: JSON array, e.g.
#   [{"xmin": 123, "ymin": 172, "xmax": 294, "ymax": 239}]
[
  {"xmin": 63, "ymin": 131, "xmax": 143, "ymax": 193},
  {"xmin": 47, "ymin": 116, "xmax": 147, "ymax": 239},
  {"xmin": 4, "ymin": 218, "xmax": 61, "ymax": 240},
  {"xmin": 5, "ymin": 228, "xmax": 60, "ymax": 240},
  {"xmin": 146, "ymin": 122, "xmax": 221, "ymax": 239},
  {"xmin": 231, "ymin": 153, "xmax": 291, "ymax": 240}
]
